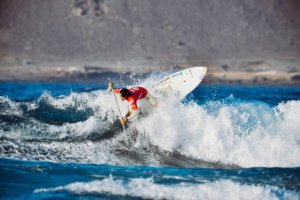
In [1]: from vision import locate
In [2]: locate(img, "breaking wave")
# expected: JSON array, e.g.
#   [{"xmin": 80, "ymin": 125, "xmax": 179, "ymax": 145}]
[
  {"xmin": 34, "ymin": 176, "xmax": 299, "ymax": 200},
  {"xmin": 0, "ymin": 81, "xmax": 299, "ymax": 167}
]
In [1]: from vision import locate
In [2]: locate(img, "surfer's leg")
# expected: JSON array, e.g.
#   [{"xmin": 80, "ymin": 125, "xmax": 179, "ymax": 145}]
[{"xmin": 146, "ymin": 93, "xmax": 158, "ymax": 106}]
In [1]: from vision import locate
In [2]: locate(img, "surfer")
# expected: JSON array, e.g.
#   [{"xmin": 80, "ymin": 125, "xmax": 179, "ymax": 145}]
[{"xmin": 108, "ymin": 82, "xmax": 158, "ymax": 125}]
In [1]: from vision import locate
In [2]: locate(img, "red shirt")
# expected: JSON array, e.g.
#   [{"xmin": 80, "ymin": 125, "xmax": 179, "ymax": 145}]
[{"xmin": 114, "ymin": 87, "xmax": 148, "ymax": 110}]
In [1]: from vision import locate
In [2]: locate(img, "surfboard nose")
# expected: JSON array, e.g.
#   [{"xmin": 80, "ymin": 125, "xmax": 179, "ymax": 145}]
[
  {"xmin": 189, "ymin": 66, "xmax": 207, "ymax": 80},
  {"xmin": 192, "ymin": 66, "xmax": 207, "ymax": 74}
]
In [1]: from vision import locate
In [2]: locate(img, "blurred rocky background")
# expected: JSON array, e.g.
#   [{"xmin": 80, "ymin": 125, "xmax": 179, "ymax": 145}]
[{"xmin": 0, "ymin": 0, "xmax": 300, "ymax": 84}]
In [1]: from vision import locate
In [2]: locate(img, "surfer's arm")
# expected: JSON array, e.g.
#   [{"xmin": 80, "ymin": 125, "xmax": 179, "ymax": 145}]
[
  {"xmin": 108, "ymin": 82, "xmax": 121, "ymax": 93},
  {"xmin": 113, "ymin": 88, "xmax": 121, "ymax": 93},
  {"xmin": 125, "ymin": 109, "xmax": 139, "ymax": 121},
  {"xmin": 124, "ymin": 99, "xmax": 140, "ymax": 121},
  {"xmin": 120, "ymin": 109, "xmax": 139, "ymax": 125}
]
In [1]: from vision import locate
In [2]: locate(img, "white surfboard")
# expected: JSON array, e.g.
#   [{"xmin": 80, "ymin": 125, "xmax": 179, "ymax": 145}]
[{"xmin": 151, "ymin": 66, "xmax": 207, "ymax": 99}]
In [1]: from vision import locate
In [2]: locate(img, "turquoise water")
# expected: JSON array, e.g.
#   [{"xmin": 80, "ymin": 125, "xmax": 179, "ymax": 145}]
[{"xmin": 0, "ymin": 82, "xmax": 300, "ymax": 199}]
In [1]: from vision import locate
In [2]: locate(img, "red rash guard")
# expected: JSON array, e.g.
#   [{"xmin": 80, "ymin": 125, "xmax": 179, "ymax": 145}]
[{"xmin": 114, "ymin": 87, "xmax": 148, "ymax": 110}]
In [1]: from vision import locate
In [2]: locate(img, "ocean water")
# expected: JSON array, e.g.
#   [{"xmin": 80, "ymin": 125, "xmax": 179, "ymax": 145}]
[{"xmin": 0, "ymin": 80, "xmax": 299, "ymax": 199}]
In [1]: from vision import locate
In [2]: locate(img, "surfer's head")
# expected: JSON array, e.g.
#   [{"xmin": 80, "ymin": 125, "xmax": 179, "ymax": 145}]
[{"xmin": 120, "ymin": 88, "xmax": 130, "ymax": 100}]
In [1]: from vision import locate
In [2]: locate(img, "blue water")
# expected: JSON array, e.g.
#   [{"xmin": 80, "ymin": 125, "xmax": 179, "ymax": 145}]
[{"xmin": 0, "ymin": 82, "xmax": 300, "ymax": 199}]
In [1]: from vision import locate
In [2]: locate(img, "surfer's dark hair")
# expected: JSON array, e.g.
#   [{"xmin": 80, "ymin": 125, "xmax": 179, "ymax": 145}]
[{"xmin": 120, "ymin": 88, "xmax": 131, "ymax": 97}]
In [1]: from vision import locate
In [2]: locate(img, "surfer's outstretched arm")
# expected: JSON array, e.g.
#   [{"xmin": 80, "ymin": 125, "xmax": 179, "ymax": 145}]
[
  {"xmin": 108, "ymin": 82, "xmax": 121, "ymax": 94},
  {"xmin": 107, "ymin": 82, "xmax": 113, "ymax": 92}
]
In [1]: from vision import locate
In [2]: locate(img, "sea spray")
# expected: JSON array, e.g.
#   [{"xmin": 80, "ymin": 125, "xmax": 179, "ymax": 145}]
[{"xmin": 134, "ymin": 97, "xmax": 300, "ymax": 167}]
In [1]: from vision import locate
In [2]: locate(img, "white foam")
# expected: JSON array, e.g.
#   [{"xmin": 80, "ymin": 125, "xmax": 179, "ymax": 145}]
[
  {"xmin": 133, "ymin": 97, "xmax": 300, "ymax": 167},
  {"xmin": 1, "ymin": 85, "xmax": 300, "ymax": 167},
  {"xmin": 34, "ymin": 177, "xmax": 299, "ymax": 200},
  {"xmin": 0, "ymin": 96, "xmax": 23, "ymax": 116}
]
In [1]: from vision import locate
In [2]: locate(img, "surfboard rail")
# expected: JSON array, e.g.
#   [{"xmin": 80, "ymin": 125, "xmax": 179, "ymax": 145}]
[{"xmin": 152, "ymin": 66, "xmax": 207, "ymax": 99}]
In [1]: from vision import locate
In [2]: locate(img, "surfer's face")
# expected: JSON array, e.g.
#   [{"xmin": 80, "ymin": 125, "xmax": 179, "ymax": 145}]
[{"xmin": 121, "ymin": 96, "xmax": 126, "ymax": 101}]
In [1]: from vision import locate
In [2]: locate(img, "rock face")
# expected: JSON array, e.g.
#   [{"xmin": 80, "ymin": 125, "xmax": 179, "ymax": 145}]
[{"xmin": 0, "ymin": 0, "xmax": 300, "ymax": 69}]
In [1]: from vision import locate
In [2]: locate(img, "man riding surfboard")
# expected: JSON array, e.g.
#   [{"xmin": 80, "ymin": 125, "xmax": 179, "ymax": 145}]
[{"xmin": 108, "ymin": 82, "xmax": 158, "ymax": 126}]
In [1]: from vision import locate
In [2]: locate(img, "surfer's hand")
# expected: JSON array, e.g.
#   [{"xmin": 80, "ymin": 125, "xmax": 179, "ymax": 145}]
[
  {"xmin": 120, "ymin": 117, "xmax": 127, "ymax": 126},
  {"xmin": 108, "ymin": 82, "xmax": 113, "ymax": 91}
]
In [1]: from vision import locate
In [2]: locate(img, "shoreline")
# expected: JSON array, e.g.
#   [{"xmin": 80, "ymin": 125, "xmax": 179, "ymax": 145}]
[{"xmin": 0, "ymin": 65, "xmax": 300, "ymax": 86}]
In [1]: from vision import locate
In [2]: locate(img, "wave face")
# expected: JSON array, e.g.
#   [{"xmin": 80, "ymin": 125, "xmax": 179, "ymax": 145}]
[{"xmin": 0, "ymin": 82, "xmax": 300, "ymax": 168}]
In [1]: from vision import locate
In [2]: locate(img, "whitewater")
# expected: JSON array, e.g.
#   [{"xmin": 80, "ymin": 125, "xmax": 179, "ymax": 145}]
[
  {"xmin": 1, "ymin": 84, "xmax": 299, "ymax": 167},
  {"xmin": 0, "ymin": 75, "xmax": 299, "ymax": 199}
]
